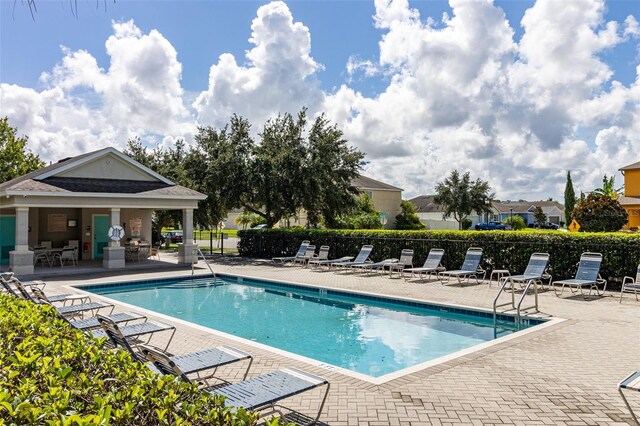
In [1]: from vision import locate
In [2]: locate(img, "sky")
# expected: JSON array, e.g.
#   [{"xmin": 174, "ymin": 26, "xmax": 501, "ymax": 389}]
[{"xmin": 1, "ymin": 0, "xmax": 639, "ymax": 201}]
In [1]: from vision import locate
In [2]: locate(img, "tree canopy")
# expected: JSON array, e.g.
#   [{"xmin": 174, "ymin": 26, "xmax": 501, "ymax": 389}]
[
  {"xmin": 593, "ymin": 174, "xmax": 623, "ymax": 199},
  {"xmin": 0, "ymin": 117, "xmax": 45, "ymax": 184},
  {"xmin": 572, "ymin": 193, "xmax": 628, "ymax": 232},
  {"xmin": 433, "ymin": 170, "xmax": 494, "ymax": 229},
  {"xmin": 533, "ymin": 206, "xmax": 547, "ymax": 225},
  {"xmin": 394, "ymin": 200, "xmax": 425, "ymax": 230}
]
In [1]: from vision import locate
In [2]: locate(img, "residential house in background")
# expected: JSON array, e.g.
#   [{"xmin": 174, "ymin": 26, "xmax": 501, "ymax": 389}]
[
  {"xmin": 222, "ymin": 175, "xmax": 403, "ymax": 230},
  {"xmin": 490, "ymin": 201, "xmax": 565, "ymax": 226},
  {"xmin": 619, "ymin": 160, "xmax": 640, "ymax": 230},
  {"xmin": 409, "ymin": 195, "xmax": 468, "ymax": 230}
]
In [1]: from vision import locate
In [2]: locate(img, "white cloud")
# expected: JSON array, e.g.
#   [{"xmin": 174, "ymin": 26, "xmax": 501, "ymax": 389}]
[
  {"xmin": 1, "ymin": 0, "xmax": 639, "ymax": 203},
  {"xmin": 193, "ymin": 1, "xmax": 323, "ymax": 128}
]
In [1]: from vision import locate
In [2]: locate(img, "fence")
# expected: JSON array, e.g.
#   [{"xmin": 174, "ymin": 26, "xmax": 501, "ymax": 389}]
[{"xmin": 238, "ymin": 231, "xmax": 640, "ymax": 288}]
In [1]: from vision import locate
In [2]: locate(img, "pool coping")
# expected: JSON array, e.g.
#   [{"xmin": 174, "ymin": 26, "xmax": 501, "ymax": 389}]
[{"xmin": 72, "ymin": 272, "xmax": 566, "ymax": 385}]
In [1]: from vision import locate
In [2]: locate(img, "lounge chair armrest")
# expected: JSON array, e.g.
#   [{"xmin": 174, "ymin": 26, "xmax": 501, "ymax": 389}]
[{"xmin": 623, "ymin": 276, "xmax": 635, "ymax": 285}]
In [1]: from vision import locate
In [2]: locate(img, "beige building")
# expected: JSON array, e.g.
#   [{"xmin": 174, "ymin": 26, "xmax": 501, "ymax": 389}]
[
  {"xmin": 0, "ymin": 147, "xmax": 206, "ymax": 275},
  {"xmin": 222, "ymin": 175, "xmax": 403, "ymax": 229}
]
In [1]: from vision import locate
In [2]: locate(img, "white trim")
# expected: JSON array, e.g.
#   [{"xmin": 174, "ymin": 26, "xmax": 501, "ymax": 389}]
[
  {"xmin": 358, "ymin": 187, "xmax": 402, "ymax": 192},
  {"xmin": 35, "ymin": 147, "xmax": 175, "ymax": 185},
  {"xmin": 3, "ymin": 190, "xmax": 205, "ymax": 200}
]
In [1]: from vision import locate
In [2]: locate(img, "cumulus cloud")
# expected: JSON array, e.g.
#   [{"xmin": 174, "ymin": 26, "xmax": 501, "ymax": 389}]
[
  {"xmin": 193, "ymin": 1, "xmax": 323, "ymax": 129},
  {"xmin": 1, "ymin": 19, "xmax": 193, "ymax": 162},
  {"xmin": 1, "ymin": 0, "xmax": 639, "ymax": 202}
]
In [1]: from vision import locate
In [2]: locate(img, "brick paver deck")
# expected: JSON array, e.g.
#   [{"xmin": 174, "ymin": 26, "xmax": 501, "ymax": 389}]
[{"xmin": 43, "ymin": 256, "xmax": 640, "ymax": 425}]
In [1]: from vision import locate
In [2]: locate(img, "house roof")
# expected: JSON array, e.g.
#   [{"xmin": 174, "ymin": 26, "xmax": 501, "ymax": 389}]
[
  {"xmin": 408, "ymin": 195, "xmax": 445, "ymax": 213},
  {"xmin": 352, "ymin": 175, "xmax": 403, "ymax": 191},
  {"xmin": 0, "ymin": 147, "xmax": 205, "ymax": 199},
  {"xmin": 619, "ymin": 161, "xmax": 640, "ymax": 171},
  {"xmin": 492, "ymin": 200, "xmax": 564, "ymax": 214},
  {"xmin": 618, "ymin": 195, "xmax": 640, "ymax": 206}
]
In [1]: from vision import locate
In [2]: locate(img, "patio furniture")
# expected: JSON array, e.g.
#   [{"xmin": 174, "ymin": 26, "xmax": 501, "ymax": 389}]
[
  {"xmin": 272, "ymin": 240, "xmax": 310, "ymax": 264},
  {"xmin": 388, "ymin": 249, "xmax": 414, "ymax": 278},
  {"xmin": 620, "ymin": 265, "xmax": 640, "ymax": 303},
  {"xmin": 493, "ymin": 253, "xmax": 550, "ymax": 319},
  {"xmin": 306, "ymin": 245, "xmax": 330, "ymax": 266},
  {"xmin": 210, "ymin": 367, "xmax": 330, "ymax": 425},
  {"xmin": 331, "ymin": 245, "xmax": 373, "ymax": 269},
  {"xmin": 618, "ymin": 371, "xmax": 640, "ymax": 424},
  {"xmin": 6, "ymin": 277, "xmax": 87, "ymax": 304},
  {"xmin": 33, "ymin": 246, "xmax": 51, "ymax": 266},
  {"xmin": 351, "ymin": 258, "xmax": 398, "ymax": 274},
  {"xmin": 552, "ymin": 252, "xmax": 606, "ymax": 299},
  {"xmin": 51, "ymin": 246, "xmax": 77, "ymax": 267},
  {"xmin": 439, "ymin": 247, "xmax": 485, "ymax": 285},
  {"xmin": 94, "ymin": 314, "xmax": 177, "ymax": 352},
  {"xmin": 145, "ymin": 344, "xmax": 330, "ymax": 426},
  {"xmin": 30, "ymin": 286, "xmax": 114, "ymax": 318},
  {"xmin": 402, "ymin": 248, "xmax": 445, "ymax": 281},
  {"xmin": 140, "ymin": 344, "xmax": 253, "ymax": 388},
  {"xmin": 292, "ymin": 245, "xmax": 316, "ymax": 267},
  {"xmin": 489, "ymin": 269, "xmax": 510, "ymax": 287}
]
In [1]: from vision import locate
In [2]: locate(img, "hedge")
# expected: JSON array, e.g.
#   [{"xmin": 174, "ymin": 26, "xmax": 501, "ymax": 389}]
[
  {"xmin": 0, "ymin": 295, "xmax": 270, "ymax": 426},
  {"xmin": 238, "ymin": 229, "xmax": 640, "ymax": 288}
]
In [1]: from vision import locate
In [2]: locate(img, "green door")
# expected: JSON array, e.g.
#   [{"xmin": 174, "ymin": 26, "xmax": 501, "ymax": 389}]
[
  {"xmin": 93, "ymin": 215, "xmax": 110, "ymax": 259},
  {"xmin": 0, "ymin": 216, "xmax": 16, "ymax": 265}
]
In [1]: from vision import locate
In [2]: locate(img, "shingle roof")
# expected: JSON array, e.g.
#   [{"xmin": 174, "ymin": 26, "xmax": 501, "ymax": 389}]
[
  {"xmin": 618, "ymin": 196, "xmax": 640, "ymax": 206},
  {"xmin": 4, "ymin": 176, "xmax": 202, "ymax": 197},
  {"xmin": 493, "ymin": 200, "xmax": 564, "ymax": 214},
  {"xmin": 408, "ymin": 195, "xmax": 445, "ymax": 213},
  {"xmin": 620, "ymin": 161, "xmax": 640, "ymax": 171},
  {"xmin": 352, "ymin": 175, "xmax": 402, "ymax": 191}
]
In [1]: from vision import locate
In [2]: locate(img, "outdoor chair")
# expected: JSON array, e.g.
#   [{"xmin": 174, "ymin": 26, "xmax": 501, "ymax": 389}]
[
  {"xmin": 51, "ymin": 246, "xmax": 77, "ymax": 267},
  {"xmin": 6, "ymin": 276, "xmax": 86, "ymax": 305},
  {"xmin": 618, "ymin": 371, "xmax": 640, "ymax": 424},
  {"xmin": 331, "ymin": 245, "xmax": 373, "ymax": 269},
  {"xmin": 29, "ymin": 286, "xmax": 115, "ymax": 318},
  {"xmin": 306, "ymin": 245, "xmax": 330, "ymax": 266},
  {"xmin": 402, "ymin": 248, "xmax": 445, "ymax": 281},
  {"xmin": 96, "ymin": 316, "xmax": 253, "ymax": 386},
  {"xmin": 95, "ymin": 314, "xmax": 177, "ymax": 352},
  {"xmin": 351, "ymin": 258, "xmax": 398, "ymax": 274},
  {"xmin": 439, "ymin": 247, "xmax": 485, "ymax": 286},
  {"xmin": 292, "ymin": 245, "xmax": 316, "ymax": 267},
  {"xmin": 504, "ymin": 252, "xmax": 551, "ymax": 291},
  {"xmin": 620, "ymin": 265, "xmax": 640, "ymax": 303},
  {"xmin": 272, "ymin": 240, "xmax": 310, "ymax": 264},
  {"xmin": 33, "ymin": 247, "xmax": 51, "ymax": 267},
  {"xmin": 552, "ymin": 252, "xmax": 606, "ymax": 299},
  {"xmin": 143, "ymin": 345, "xmax": 328, "ymax": 426},
  {"xmin": 387, "ymin": 249, "xmax": 414, "ymax": 278},
  {"xmin": 308, "ymin": 247, "xmax": 353, "ymax": 269}
]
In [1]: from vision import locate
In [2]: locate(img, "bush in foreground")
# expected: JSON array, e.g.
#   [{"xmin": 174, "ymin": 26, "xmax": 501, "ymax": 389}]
[{"xmin": 0, "ymin": 295, "xmax": 263, "ymax": 425}]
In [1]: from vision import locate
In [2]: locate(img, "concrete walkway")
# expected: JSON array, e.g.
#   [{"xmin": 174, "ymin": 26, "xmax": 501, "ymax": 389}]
[{"xmin": 43, "ymin": 255, "xmax": 640, "ymax": 425}]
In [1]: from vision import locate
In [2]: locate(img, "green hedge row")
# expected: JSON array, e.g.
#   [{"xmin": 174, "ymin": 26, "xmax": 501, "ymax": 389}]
[
  {"xmin": 0, "ymin": 295, "xmax": 266, "ymax": 426},
  {"xmin": 238, "ymin": 229, "xmax": 640, "ymax": 287}
]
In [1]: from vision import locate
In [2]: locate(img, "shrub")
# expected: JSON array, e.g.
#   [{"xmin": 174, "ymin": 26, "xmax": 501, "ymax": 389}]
[
  {"xmin": 460, "ymin": 219, "xmax": 473, "ymax": 230},
  {"xmin": 394, "ymin": 200, "xmax": 425, "ymax": 230},
  {"xmin": 572, "ymin": 193, "xmax": 628, "ymax": 232},
  {"xmin": 0, "ymin": 295, "xmax": 263, "ymax": 425},
  {"xmin": 503, "ymin": 215, "xmax": 527, "ymax": 230},
  {"xmin": 238, "ymin": 228, "xmax": 640, "ymax": 286}
]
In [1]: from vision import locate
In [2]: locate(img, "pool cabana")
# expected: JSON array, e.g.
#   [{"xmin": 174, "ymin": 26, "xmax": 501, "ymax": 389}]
[{"xmin": 0, "ymin": 147, "xmax": 206, "ymax": 275}]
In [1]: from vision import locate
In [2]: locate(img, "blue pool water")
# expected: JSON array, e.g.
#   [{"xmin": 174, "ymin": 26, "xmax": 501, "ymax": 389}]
[{"xmin": 85, "ymin": 276, "xmax": 541, "ymax": 377}]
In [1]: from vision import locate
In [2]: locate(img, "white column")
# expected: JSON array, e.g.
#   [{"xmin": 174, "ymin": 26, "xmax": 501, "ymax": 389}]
[
  {"xmin": 103, "ymin": 207, "xmax": 125, "ymax": 269},
  {"xmin": 178, "ymin": 208, "xmax": 197, "ymax": 264},
  {"xmin": 10, "ymin": 207, "xmax": 34, "ymax": 275}
]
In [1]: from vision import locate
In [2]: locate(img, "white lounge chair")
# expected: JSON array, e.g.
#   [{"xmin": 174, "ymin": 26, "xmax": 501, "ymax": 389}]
[
  {"xmin": 331, "ymin": 245, "xmax": 373, "ymax": 269},
  {"xmin": 403, "ymin": 248, "xmax": 445, "ymax": 281},
  {"xmin": 552, "ymin": 252, "xmax": 606, "ymax": 299},
  {"xmin": 272, "ymin": 240, "xmax": 310, "ymax": 264},
  {"xmin": 618, "ymin": 371, "xmax": 640, "ymax": 424},
  {"xmin": 439, "ymin": 247, "xmax": 485, "ymax": 285},
  {"xmin": 387, "ymin": 249, "xmax": 414, "ymax": 278},
  {"xmin": 292, "ymin": 245, "xmax": 316, "ymax": 267},
  {"xmin": 620, "ymin": 265, "xmax": 640, "ymax": 303}
]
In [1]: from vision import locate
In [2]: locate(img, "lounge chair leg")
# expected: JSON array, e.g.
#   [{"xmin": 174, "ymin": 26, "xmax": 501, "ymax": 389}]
[{"xmin": 619, "ymin": 387, "xmax": 640, "ymax": 425}]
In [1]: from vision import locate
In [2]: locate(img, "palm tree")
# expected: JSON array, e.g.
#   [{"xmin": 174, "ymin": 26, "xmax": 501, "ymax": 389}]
[
  {"xmin": 593, "ymin": 175, "xmax": 624, "ymax": 200},
  {"xmin": 234, "ymin": 211, "xmax": 255, "ymax": 230}
]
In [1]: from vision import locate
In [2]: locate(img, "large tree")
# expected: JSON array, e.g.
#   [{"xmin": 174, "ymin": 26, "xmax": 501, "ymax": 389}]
[
  {"xmin": 433, "ymin": 170, "xmax": 494, "ymax": 230},
  {"xmin": 0, "ymin": 117, "xmax": 45, "ymax": 184},
  {"xmin": 572, "ymin": 193, "xmax": 627, "ymax": 232},
  {"xmin": 187, "ymin": 109, "xmax": 364, "ymax": 229},
  {"xmin": 564, "ymin": 171, "xmax": 576, "ymax": 226}
]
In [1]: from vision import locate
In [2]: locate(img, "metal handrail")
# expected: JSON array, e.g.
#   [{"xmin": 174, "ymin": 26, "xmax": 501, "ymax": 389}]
[
  {"xmin": 493, "ymin": 276, "xmax": 540, "ymax": 328},
  {"xmin": 192, "ymin": 248, "xmax": 216, "ymax": 279}
]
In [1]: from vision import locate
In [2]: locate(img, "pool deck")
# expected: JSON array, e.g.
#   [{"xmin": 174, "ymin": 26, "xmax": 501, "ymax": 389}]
[{"xmin": 41, "ymin": 255, "xmax": 640, "ymax": 425}]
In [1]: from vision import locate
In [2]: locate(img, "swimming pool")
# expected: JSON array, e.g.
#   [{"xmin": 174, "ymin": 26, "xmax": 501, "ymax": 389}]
[{"xmin": 83, "ymin": 275, "xmax": 545, "ymax": 378}]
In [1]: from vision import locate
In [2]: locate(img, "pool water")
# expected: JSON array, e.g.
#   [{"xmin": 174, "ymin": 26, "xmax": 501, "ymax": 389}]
[{"xmin": 85, "ymin": 276, "xmax": 539, "ymax": 378}]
